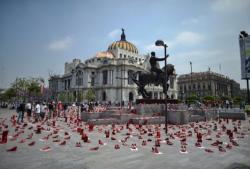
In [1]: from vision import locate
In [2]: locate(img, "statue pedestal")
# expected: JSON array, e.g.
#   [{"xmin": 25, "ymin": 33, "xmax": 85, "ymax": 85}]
[{"xmin": 136, "ymin": 99, "xmax": 179, "ymax": 104}]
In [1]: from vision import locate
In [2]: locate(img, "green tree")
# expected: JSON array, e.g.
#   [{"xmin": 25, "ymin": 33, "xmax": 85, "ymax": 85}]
[
  {"xmin": 233, "ymin": 96, "xmax": 242, "ymax": 105},
  {"xmin": 2, "ymin": 87, "xmax": 16, "ymax": 100},
  {"xmin": 85, "ymin": 88, "xmax": 95, "ymax": 102}
]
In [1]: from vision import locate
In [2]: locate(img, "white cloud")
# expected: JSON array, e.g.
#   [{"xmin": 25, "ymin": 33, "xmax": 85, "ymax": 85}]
[
  {"xmin": 48, "ymin": 36, "xmax": 72, "ymax": 51},
  {"xmin": 212, "ymin": 0, "xmax": 250, "ymax": 12},
  {"xmin": 181, "ymin": 18, "xmax": 199, "ymax": 25},
  {"xmin": 144, "ymin": 31, "xmax": 204, "ymax": 52},
  {"xmin": 108, "ymin": 29, "xmax": 121, "ymax": 39},
  {"xmin": 173, "ymin": 31, "xmax": 204, "ymax": 46}
]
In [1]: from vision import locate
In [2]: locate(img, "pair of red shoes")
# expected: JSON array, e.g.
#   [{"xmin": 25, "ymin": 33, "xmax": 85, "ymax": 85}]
[
  {"xmin": 114, "ymin": 144, "xmax": 120, "ymax": 149},
  {"xmin": 75, "ymin": 142, "xmax": 82, "ymax": 147},
  {"xmin": 131, "ymin": 144, "xmax": 137, "ymax": 150},
  {"xmin": 152, "ymin": 146, "xmax": 159, "ymax": 154}
]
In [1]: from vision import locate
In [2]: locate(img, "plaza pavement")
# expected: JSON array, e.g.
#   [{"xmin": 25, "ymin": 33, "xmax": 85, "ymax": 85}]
[{"xmin": 0, "ymin": 108, "xmax": 250, "ymax": 169}]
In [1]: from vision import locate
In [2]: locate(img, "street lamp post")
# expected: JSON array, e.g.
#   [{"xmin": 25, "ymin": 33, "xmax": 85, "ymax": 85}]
[
  {"xmin": 190, "ymin": 61, "xmax": 193, "ymax": 96},
  {"xmin": 155, "ymin": 40, "xmax": 168, "ymax": 134}
]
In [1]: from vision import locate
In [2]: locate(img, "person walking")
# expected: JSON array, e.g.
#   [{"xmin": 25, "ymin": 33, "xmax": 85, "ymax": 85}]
[
  {"xmin": 17, "ymin": 101, "xmax": 25, "ymax": 124},
  {"xmin": 26, "ymin": 101, "xmax": 32, "ymax": 122},
  {"xmin": 35, "ymin": 102, "xmax": 41, "ymax": 123}
]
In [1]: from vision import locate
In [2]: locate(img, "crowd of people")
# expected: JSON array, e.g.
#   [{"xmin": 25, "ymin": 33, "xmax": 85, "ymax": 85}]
[{"xmin": 0, "ymin": 100, "xmax": 114, "ymax": 125}]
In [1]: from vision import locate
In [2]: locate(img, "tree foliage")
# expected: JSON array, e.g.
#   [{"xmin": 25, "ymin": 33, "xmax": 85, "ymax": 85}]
[
  {"xmin": 85, "ymin": 88, "xmax": 95, "ymax": 102},
  {"xmin": 0, "ymin": 77, "xmax": 44, "ymax": 101}
]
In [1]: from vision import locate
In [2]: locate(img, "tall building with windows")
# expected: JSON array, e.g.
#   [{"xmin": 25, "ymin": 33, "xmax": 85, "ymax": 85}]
[
  {"xmin": 49, "ymin": 30, "xmax": 178, "ymax": 104},
  {"xmin": 177, "ymin": 70, "xmax": 240, "ymax": 100}
]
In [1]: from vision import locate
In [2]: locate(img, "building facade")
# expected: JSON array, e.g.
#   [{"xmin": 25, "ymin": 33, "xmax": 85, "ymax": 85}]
[
  {"xmin": 177, "ymin": 71, "xmax": 240, "ymax": 100},
  {"xmin": 49, "ymin": 30, "xmax": 178, "ymax": 104}
]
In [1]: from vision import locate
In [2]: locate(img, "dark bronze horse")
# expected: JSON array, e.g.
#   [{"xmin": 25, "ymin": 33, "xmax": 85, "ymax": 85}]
[{"xmin": 131, "ymin": 64, "xmax": 175, "ymax": 98}]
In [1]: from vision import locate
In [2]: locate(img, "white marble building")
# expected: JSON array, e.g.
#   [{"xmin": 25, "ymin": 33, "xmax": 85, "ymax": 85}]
[{"xmin": 49, "ymin": 30, "xmax": 178, "ymax": 104}]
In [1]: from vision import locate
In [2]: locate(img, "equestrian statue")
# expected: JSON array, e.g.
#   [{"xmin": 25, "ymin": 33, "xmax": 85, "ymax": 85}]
[{"xmin": 131, "ymin": 52, "xmax": 174, "ymax": 99}]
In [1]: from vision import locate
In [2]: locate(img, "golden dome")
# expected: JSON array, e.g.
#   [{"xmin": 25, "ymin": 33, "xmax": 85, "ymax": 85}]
[
  {"xmin": 108, "ymin": 29, "xmax": 138, "ymax": 54},
  {"xmin": 95, "ymin": 51, "xmax": 115, "ymax": 59}
]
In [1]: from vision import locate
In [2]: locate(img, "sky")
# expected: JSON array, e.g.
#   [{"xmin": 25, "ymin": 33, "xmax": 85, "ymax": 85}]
[{"xmin": 0, "ymin": 0, "xmax": 250, "ymax": 89}]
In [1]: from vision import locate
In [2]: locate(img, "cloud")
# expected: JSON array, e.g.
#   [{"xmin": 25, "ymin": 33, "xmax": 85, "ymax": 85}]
[
  {"xmin": 144, "ymin": 31, "xmax": 204, "ymax": 52},
  {"xmin": 108, "ymin": 29, "xmax": 121, "ymax": 39},
  {"xmin": 48, "ymin": 36, "xmax": 72, "ymax": 51},
  {"xmin": 212, "ymin": 0, "xmax": 250, "ymax": 12},
  {"xmin": 172, "ymin": 31, "xmax": 204, "ymax": 46},
  {"xmin": 181, "ymin": 18, "xmax": 199, "ymax": 25}
]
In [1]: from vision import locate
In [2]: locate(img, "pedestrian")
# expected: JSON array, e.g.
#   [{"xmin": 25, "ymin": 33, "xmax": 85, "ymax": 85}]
[
  {"xmin": 40, "ymin": 102, "xmax": 46, "ymax": 121},
  {"xmin": 48, "ymin": 101, "xmax": 54, "ymax": 119},
  {"xmin": 17, "ymin": 101, "xmax": 25, "ymax": 124},
  {"xmin": 26, "ymin": 101, "xmax": 32, "ymax": 122},
  {"xmin": 35, "ymin": 102, "xmax": 41, "ymax": 123}
]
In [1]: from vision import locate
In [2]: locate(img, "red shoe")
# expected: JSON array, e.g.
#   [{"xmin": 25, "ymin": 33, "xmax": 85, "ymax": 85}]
[
  {"xmin": 153, "ymin": 147, "xmax": 159, "ymax": 154},
  {"xmin": 64, "ymin": 135, "xmax": 70, "ymax": 140},
  {"xmin": 218, "ymin": 146, "xmax": 226, "ymax": 152},
  {"xmin": 52, "ymin": 139, "xmax": 60, "ymax": 142},
  {"xmin": 41, "ymin": 136, "xmax": 49, "ymax": 141},
  {"xmin": 59, "ymin": 140, "xmax": 66, "ymax": 145},
  {"xmin": 226, "ymin": 143, "xmax": 232, "ymax": 149},
  {"xmin": 231, "ymin": 140, "xmax": 239, "ymax": 146},
  {"xmin": 195, "ymin": 142, "xmax": 201, "ymax": 147},
  {"xmin": 26, "ymin": 133, "xmax": 33, "ymax": 139},
  {"xmin": 205, "ymin": 148, "xmax": 214, "ymax": 153},
  {"xmin": 28, "ymin": 141, "xmax": 36, "ymax": 146},
  {"xmin": 6, "ymin": 146, "xmax": 17, "ymax": 152},
  {"xmin": 114, "ymin": 144, "xmax": 120, "ymax": 149},
  {"xmin": 52, "ymin": 135, "xmax": 59, "ymax": 139},
  {"xmin": 99, "ymin": 140, "xmax": 104, "ymax": 145},
  {"xmin": 40, "ymin": 146, "xmax": 51, "ymax": 152},
  {"xmin": 75, "ymin": 142, "xmax": 82, "ymax": 147},
  {"xmin": 142, "ymin": 140, "xmax": 147, "ymax": 146},
  {"xmin": 19, "ymin": 139, "xmax": 26, "ymax": 143},
  {"xmin": 90, "ymin": 146, "xmax": 99, "ymax": 151},
  {"xmin": 167, "ymin": 140, "xmax": 173, "ymax": 145}
]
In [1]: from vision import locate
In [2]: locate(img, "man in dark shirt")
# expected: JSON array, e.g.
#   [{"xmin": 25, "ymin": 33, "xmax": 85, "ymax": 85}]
[
  {"xmin": 48, "ymin": 101, "xmax": 54, "ymax": 119},
  {"xmin": 149, "ymin": 52, "xmax": 166, "ymax": 75},
  {"xmin": 17, "ymin": 101, "xmax": 25, "ymax": 123}
]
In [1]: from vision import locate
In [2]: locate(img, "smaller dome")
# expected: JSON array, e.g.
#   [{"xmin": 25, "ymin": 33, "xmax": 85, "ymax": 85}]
[{"xmin": 95, "ymin": 51, "xmax": 114, "ymax": 59}]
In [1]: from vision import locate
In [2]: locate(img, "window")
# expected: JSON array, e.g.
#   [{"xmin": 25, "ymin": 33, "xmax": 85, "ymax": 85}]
[
  {"xmin": 64, "ymin": 80, "xmax": 67, "ymax": 90},
  {"xmin": 120, "ymin": 54, "xmax": 122, "ymax": 58},
  {"xmin": 110, "ymin": 70, "xmax": 113, "ymax": 85},
  {"xmin": 67, "ymin": 79, "xmax": 70, "ymax": 89},
  {"xmin": 193, "ymin": 84, "xmax": 196, "ymax": 90},
  {"xmin": 203, "ymin": 83, "xmax": 206, "ymax": 89},
  {"xmin": 102, "ymin": 91, "xmax": 106, "ymax": 101},
  {"xmin": 128, "ymin": 70, "xmax": 134, "ymax": 85},
  {"xmin": 124, "ymin": 55, "xmax": 126, "ymax": 58},
  {"xmin": 102, "ymin": 70, "xmax": 108, "ymax": 85},
  {"xmin": 198, "ymin": 83, "xmax": 200, "ymax": 90},
  {"xmin": 91, "ymin": 77, "xmax": 95, "ymax": 86}
]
